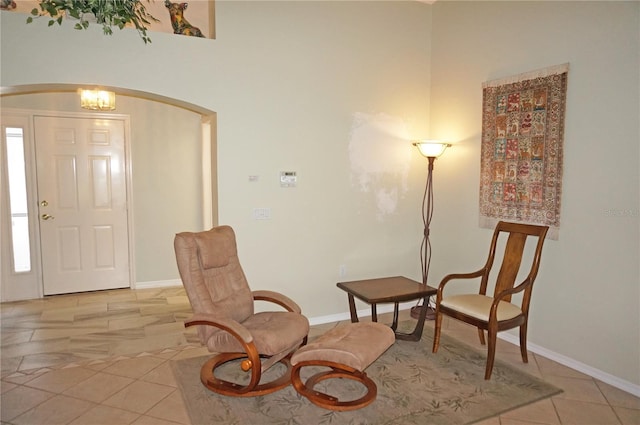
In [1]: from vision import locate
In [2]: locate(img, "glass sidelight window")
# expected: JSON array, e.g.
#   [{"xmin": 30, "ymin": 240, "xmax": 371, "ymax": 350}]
[{"xmin": 4, "ymin": 127, "xmax": 31, "ymax": 273}]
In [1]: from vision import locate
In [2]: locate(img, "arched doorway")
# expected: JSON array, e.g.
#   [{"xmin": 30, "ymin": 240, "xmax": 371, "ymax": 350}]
[{"xmin": 1, "ymin": 84, "xmax": 217, "ymax": 301}]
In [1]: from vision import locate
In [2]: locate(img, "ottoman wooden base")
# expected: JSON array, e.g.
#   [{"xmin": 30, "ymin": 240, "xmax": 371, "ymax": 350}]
[{"xmin": 290, "ymin": 322, "xmax": 395, "ymax": 411}]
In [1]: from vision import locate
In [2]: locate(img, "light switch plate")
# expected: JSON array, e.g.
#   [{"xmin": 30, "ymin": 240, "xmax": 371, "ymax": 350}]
[
  {"xmin": 280, "ymin": 171, "xmax": 297, "ymax": 188},
  {"xmin": 253, "ymin": 208, "xmax": 271, "ymax": 220}
]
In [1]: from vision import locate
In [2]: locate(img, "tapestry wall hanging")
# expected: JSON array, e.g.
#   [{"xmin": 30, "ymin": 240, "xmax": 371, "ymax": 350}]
[{"xmin": 479, "ymin": 63, "xmax": 568, "ymax": 240}]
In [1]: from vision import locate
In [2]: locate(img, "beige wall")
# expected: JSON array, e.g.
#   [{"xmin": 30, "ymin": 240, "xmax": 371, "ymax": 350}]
[
  {"xmin": 0, "ymin": 1, "xmax": 433, "ymax": 313},
  {"xmin": 429, "ymin": 1, "xmax": 639, "ymax": 388}
]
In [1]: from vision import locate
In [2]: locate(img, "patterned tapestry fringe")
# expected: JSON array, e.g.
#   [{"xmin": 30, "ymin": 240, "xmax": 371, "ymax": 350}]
[{"xmin": 482, "ymin": 63, "xmax": 570, "ymax": 89}]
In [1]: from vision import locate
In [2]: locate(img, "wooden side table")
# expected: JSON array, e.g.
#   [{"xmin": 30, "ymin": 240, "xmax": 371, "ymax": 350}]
[{"xmin": 336, "ymin": 276, "xmax": 437, "ymax": 341}]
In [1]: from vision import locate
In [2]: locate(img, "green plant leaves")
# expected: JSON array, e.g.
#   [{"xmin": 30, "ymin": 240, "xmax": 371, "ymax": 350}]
[{"xmin": 25, "ymin": 0, "xmax": 158, "ymax": 44}]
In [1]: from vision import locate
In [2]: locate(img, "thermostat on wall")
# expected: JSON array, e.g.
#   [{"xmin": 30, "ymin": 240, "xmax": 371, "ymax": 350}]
[{"xmin": 280, "ymin": 171, "xmax": 297, "ymax": 188}]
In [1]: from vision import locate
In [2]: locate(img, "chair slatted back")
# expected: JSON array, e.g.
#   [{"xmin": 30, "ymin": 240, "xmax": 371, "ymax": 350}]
[
  {"xmin": 494, "ymin": 232, "xmax": 527, "ymax": 302},
  {"xmin": 490, "ymin": 221, "xmax": 549, "ymax": 305}
]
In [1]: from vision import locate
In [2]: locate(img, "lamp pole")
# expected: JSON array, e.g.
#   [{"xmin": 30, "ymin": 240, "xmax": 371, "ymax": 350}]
[
  {"xmin": 421, "ymin": 156, "xmax": 436, "ymax": 286},
  {"xmin": 410, "ymin": 141, "xmax": 450, "ymax": 320}
]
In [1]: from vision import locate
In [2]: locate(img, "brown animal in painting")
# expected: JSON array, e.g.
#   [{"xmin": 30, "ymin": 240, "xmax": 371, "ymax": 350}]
[
  {"xmin": 0, "ymin": 0, "xmax": 16, "ymax": 10},
  {"xmin": 165, "ymin": 1, "xmax": 204, "ymax": 37}
]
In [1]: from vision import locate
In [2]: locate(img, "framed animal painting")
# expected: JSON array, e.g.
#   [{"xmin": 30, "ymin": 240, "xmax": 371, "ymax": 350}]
[{"xmin": 148, "ymin": 1, "xmax": 215, "ymax": 39}]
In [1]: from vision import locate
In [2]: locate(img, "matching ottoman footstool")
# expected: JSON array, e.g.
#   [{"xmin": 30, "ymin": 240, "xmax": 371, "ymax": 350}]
[{"xmin": 290, "ymin": 322, "xmax": 395, "ymax": 411}]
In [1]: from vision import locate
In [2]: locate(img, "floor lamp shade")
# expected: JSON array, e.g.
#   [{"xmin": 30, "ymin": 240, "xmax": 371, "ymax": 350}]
[{"xmin": 413, "ymin": 141, "xmax": 451, "ymax": 158}]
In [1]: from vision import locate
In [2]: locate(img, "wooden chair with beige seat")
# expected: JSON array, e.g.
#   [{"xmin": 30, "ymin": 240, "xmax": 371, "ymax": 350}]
[
  {"xmin": 174, "ymin": 225, "xmax": 310, "ymax": 396},
  {"xmin": 432, "ymin": 221, "xmax": 549, "ymax": 379}
]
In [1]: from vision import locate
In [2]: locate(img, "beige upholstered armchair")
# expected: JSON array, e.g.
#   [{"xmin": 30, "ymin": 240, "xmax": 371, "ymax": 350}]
[
  {"xmin": 432, "ymin": 221, "xmax": 549, "ymax": 379},
  {"xmin": 174, "ymin": 225, "xmax": 309, "ymax": 397}
]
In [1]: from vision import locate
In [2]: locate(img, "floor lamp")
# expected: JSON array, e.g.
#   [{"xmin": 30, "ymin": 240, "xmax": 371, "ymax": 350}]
[{"xmin": 410, "ymin": 141, "xmax": 450, "ymax": 320}]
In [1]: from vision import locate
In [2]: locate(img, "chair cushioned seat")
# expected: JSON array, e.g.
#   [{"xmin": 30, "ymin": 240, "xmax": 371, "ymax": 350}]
[
  {"xmin": 206, "ymin": 311, "xmax": 309, "ymax": 355},
  {"xmin": 441, "ymin": 294, "xmax": 522, "ymax": 321}
]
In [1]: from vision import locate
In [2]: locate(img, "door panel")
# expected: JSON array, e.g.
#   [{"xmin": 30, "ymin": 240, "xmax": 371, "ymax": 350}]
[{"xmin": 34, "ymin": 116, "xmax": 130, "ymax": 295}]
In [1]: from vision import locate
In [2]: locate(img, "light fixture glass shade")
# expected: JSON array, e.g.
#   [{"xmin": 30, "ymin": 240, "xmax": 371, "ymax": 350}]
[
  {"xmin": 412, "ymin": 141, "xmax": 451, "ymax": 158},
  {"xmin": 80, "ymin": 89, "xmax": 116, "ymax": 111}
]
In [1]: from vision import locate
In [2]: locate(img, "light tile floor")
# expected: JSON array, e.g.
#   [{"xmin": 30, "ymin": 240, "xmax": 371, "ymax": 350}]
[{"xmin": 1, "ymin": 287, "xmax": 639, "ymax": 424}]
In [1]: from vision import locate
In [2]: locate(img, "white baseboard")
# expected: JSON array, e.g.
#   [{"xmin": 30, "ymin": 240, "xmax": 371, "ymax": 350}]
[
  {"xmin": 498, "ymin": 333, "xmax": 640, "ymax": 398},
  {"xmin": 131, "ymin": 281, "xmax": 640, "ymax": 398},
  {"xmin": 133, "ymin": 279, "xmax": 182, "ymax": 289}
]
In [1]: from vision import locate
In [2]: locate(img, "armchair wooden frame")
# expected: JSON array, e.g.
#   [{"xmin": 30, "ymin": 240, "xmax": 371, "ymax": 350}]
[
  {"xmin": 432, "ymin": 221, "xmax": 549, "ymax": 379},
  {"xmin": 174, "ymin": 226, "xmax": 309, "ymax": 398},
  {"xmin": 184, "ymin": 290, "xmax": 307, "ymax": 397},
  {"xmin": 291, "ymin": 360, "xmax": 378, "ymax": 411}
]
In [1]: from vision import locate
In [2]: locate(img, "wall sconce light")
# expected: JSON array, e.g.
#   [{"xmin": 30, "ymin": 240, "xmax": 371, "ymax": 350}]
[
  {"xmin": 79, "ymin": 89, "xmax": 116, "ymax": 111},
  {"xmin": 411, "ymin": 140, "xmax": 451, "ymax": 320}
]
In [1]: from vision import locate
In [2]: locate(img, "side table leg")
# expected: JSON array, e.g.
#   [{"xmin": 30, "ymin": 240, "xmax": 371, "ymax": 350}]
[
  {"xmin": 391, "ymin": 302, "xmax": 399, "ymax": 331},
  {"xmin": 371, "ymin": 303, "xmax": 377, "ymax": 322},
  {"xmin": 395, "ymin": 296, "xmax": 429, "ymax": 341},
  {"xmin": 347, "ymin": 294, "xmax": 359, "ymax": 323}
]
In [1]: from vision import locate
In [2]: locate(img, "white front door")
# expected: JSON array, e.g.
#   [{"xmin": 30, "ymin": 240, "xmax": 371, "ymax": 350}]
[{"xmin": 34, "ymin": 116, "xmax": 130, "ymax": 295}]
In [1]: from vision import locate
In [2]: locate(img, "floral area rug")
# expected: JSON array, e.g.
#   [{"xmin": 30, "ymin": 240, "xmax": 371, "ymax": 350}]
[{"xmin": 170, "ymin": 322, "xmax": 561, "ymax": 425}]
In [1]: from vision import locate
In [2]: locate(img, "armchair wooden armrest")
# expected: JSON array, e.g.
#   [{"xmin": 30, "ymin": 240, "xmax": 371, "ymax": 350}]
[
  {"xmin": 184, "ymin": 313, "xmax": 254, "ymax": 343},
  {"xmin": 436, "ymin": 269, "xmax": 487, "ymax": 301},
  {"xmin": 490, "ymin": 276, "xmax": 535, "ymax": 318},
  {"xmin": 494, "ymin": 277, "xmax": 531, "ymax": 302},
  {"xmin": 252, "ymin": 290, "xmax": 302, "ymax": 313}
]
